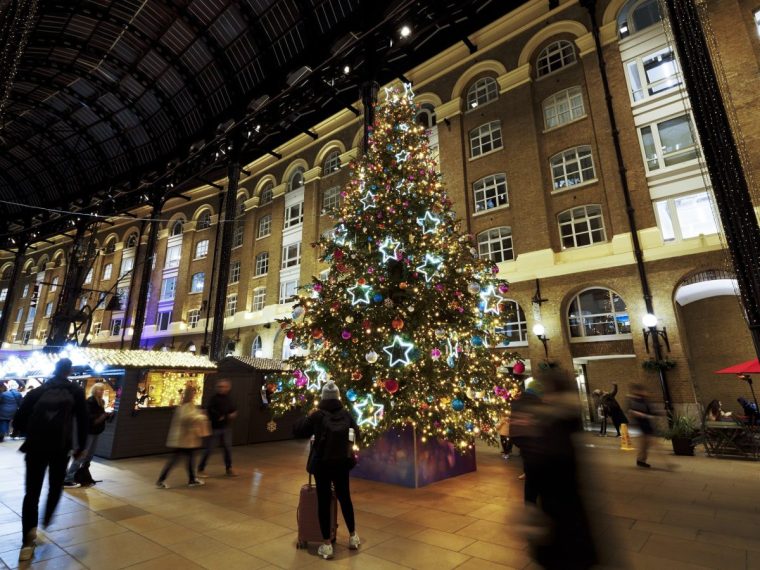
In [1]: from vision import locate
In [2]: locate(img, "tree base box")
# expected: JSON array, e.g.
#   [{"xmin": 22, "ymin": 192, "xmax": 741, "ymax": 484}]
[{"xmin": 351, "ymin": 426, "xmax": 476, "ymax": 488}]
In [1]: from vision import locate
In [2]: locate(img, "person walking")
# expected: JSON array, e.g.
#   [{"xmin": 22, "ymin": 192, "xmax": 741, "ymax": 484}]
[
  {"xmin": 198, "ymin": 379, "xmax": 237, "ymax": 477},
  {"xmin": 510, "ymin": 380, "xmax": 543, "ymax": 504},
  {"xmin": 0, "ymin": 382, "xmax": 23, "ymax": 442},
  {"xmin": 156, "ymin": 385, "xmax": 208, "ymax": 488},
  {"xmin": 628, "ymin": 383, "xmax": 655, "ymax": 468},
  {"xmin": 63, "ymin": 383, "xmax": 111, "ymax": 487},
  {"xmin": 293, "ymin": 381, "xmax": 361, "ymax": 560},
  {"xmin": 591, "ymin": 389, "xmax": 608, "ymax": 436},
  {"xmin": 12, "ymin": 358, "xmax": 88, "ymax": 562},
  {"xmin": 495, "ymin": 413, "xmax": 513, "ymax": 459}
]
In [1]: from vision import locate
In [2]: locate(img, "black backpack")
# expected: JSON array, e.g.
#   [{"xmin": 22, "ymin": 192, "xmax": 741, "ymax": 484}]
[
  {"xmin": 27, "ymin": 384, "xmax": 76, "ymax": 450},
  {"xmin": 318, "ymin": 409, "xmax": 353, "ymax": 462}
]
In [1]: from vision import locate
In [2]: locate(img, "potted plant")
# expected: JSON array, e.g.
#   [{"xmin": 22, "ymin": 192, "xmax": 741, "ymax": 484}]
[{"xmin": 662, "ymin": 414, "xmax": 697, "ymax": 456}]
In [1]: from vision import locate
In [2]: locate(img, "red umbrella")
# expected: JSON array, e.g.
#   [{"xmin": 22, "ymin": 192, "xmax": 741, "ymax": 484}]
[{"xmin": 715, "ymin": 359, "xmax": 760, "ymax": 375}]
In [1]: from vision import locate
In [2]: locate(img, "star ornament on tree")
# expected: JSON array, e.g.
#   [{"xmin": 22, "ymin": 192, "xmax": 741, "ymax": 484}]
[
  {"xmin": 383, "ymin": 335, "xmax": 415, "ymax": 367},
  {"xmin": 305, "ymin": 361, "xmax": 329, "ymax": 392},
  {"xmin": 360, "ymin": 190, "xmax": 376, "ymax": 210},
  {"xmin": 348, "ymin": 283, "xmax": 373, "ymax": 306},
  {"xmin": 415, "ymin": 253, "xmax": 443, "ymax": 283},
  {"xmin": 394, "ymin": 149, "xmax": 410, "ymax": 163},
  {"xmin": 416, "ymin": 211, "xmax": 441, "ymax": 235},
  {"xmin": 333, "ymin": 224, "xmax": 349, "ymax": 246},
  {"xmin": 353, "ymin": 394, "xmax": 385, "ymax": 427},
  {"xmin": 479, "ymin": 284, "xmax": 505, "ymax": 315},
  {"xmin": 378, "ymin": 236, "xmax": 402, "ymax": 263}
]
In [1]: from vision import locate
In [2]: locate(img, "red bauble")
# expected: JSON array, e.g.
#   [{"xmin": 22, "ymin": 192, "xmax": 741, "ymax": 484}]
[
  {"xmin": 286, "ymin": 330, "xmax": 295, "ymax": 340},
  {"xmin": 312, "ymin": 328, "xmax": 324, "ymax": 339},
  {"xmin": 384, "ymin": 379, "xmax": 399, "ymax": 394},
  {"xmin": 513, "ymin": 361, "xmax": 525, "ymax": 374},
  {"xmin": 352, "ymin": 370, "xmax": 362, "ymax": 381},
  {"xmin": 391, "ymin": 317, "xmax": 404, "ymax": 330}
]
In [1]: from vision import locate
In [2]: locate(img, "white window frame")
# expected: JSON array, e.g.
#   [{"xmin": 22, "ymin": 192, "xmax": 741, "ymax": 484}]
[
  {"xmin": 755, "ymin": 10, "xmax": 760, "ymax": 38},
  {"xmin": 568, "ymin": 287, "xmax": 631, "ymax": 341},
  {"xmin": 284, "ymin": 202, "xmax": 304, "ymax": 229},
  {"xmin": 550, "ymin": 146, "xmax": 597, "ymax": 191},
  {"xmin": 15, "ymin": 307, "xmax": 23, "ymax": 322},
  {"xmin": 252, "ymin": 335, "xmax": 263, "ymax": 357},
  {"xmin": 22, "ymin": 284, "xmax": 29, "ymax": 298},
  {"xmin": 654, "ymin": 191, "xmax": 719, "ymax": 242},
  {"xmin": 104, "ymin": 239, "xmax": 116, "ymax": 254},
  {"xmin": 84, "ymin": 269, "xmax": 93, "ymax": 284},
  {"xmin": 469, "ymin": 120, "xmax": 503, "ymax": 158},
  {"xmin": 160, "ymin": 276, "xmax": 176, "ymax": 300},
  {"xmin": 197, "ymin": 211, "xmax": 212, "ymax": 230},
  {"xmin": 165, "ymin": 244, "xmax": 182, "ymax": 268},
  {"xmin": 232, "ymin": 224, "xmax": 244, "ymax": 248},
  {"xmin": 110, "ymin": 318, "xmax": 123, "ymax": 337},
  {"xmin": 618, "ymin": 0, "xmax": 663, "ymax": 39},
  {"xmin": 44, "ymin": 302, "xmax": 53, "ymax": 318},
  {"xmin": 473, "ymin": 173, "xmax": 509, "ymax": 213},
  {"xmin": 279, "ymin": 279, "xmax": 298, "ymax": 304},
  {"xmin": 92, "ymin": 322, "xmax": 101, "ymax": 337},
  {"xmin": 260, "ymin": 183, "xmax": 273, "ymax": 205},
  {"xmin": 638, "ymin": 114, "xmax": 699, "ymax": 173},
  {"xmin": 323, "ymin": 150, "xmax": 341, "ymax": 175},
  {"xmin": 170, "ymin": 220, "xmax": 184, "ymax": 236},
  {"xmin": 252, "ymin": 287, "xmax": 266, "ymax": 311},
  {"xmin": 230, "ymin": 260, "xmax": 241, "ymax": 284},
  {"xmin": 288, "ymin": 168, "xmax": 305, "ymax": 193},
  {"xmin": 255, "ymin": 252, "xmax": 269, "ymax": 276},
  {"xmin": 190, "ymin": 272, "xmax": 205, "ymax": 293},
  {"xmin": 477, "ymin": 227, "xmax": 514, "ymax": 263},
  {"xmin": 125, "ymin": 234, "xmax": 138, "ymax": 249},
  {"xmin": 466, "ymin": 77, "xmax": 499, "ymax": 110},
  {"xmin": 558, "ymin": 205, "xmax": 607, "ymax": 249},
  {"xmin": 50, "ymin": 277, "xmax": 59, "ymax": 292},
  {"xmin": 624, "ymin": 46, "xmax": 681, "ymax": 104},
  {"xmin": 102, "ymin": 263, "xmax": 113, "ymax": 280},
  {"xmin": 322, "ymin": 186, "xmax": 341, "ymax": 213},
  {"xmin": 195, "ymin": 239, "xmax": 210, "ymax": 259},
  {"xmin": 119, "ymin": 256, "xmax": 134, "ymax": 278},
  {"xmin": 187, "ymin": 309, "xmax": 201, "ymax": 329},
  {"xmin": 543, "ymin": 87, "xmax": 586, "ymax": 130},
  {"xmin": 0, "ymin": 288, "xmax": 7, "ymax": 301},
  {"xmin": 157, "ymin": 310, "xmax": 172, "ymax": 331},
  {"xmin": 281, "ymin": 242, "xmax": 302, "ymax": 269},
  {"xmin": 225, "ymin": 294, "xmax": 237, "ymax": 318},
  {"xmin": 257, "ymin": 214, "xmax": 272, "ymax": 238},
  {"xmin": 494, "ymin": 300, "xmax": 528, "ymax": 347},
  {"xmin": 536, "ymin": 40, "xmax": 576, "ymax": 78}
]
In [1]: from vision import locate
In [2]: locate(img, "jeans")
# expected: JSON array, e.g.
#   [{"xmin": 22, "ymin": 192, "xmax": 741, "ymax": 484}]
[
  {"xmin": 64, "ymin": 434, "xmax": 100, "ymax": 483},
  {"xmin": 314, "ymin": 465, "xmax": 355, "ymax": 540},
  {"xmin": 198, "ymin": 427, "xmax": 232, "ymax": 471},
  {"xmin": 0, "ymin": 419, "xmax": 10, "ymax": 437},
  {"xmin": 22, "ymin": 450, "xmax": 69, "ymax": 540},
  {"xmin": 157, "ymin": 449, "xmax": 197, "ymax": 484}
]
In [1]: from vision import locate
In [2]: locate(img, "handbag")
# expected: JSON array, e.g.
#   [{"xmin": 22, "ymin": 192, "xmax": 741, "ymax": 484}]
[{"xmin": 195, "ymin": 412, "xmax": 212, "ymax": 438}]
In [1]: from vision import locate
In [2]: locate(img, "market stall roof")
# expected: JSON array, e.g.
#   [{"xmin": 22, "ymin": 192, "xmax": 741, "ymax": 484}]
[
  {"xmin": 219, "ymin": 355, "xmax": 289, "ymax": 371},
  {"xmin": 715, "ymin": 359, "xmax": 760, "ymax": 375},
  {"xmin": 0, "ymin": 0, "xmax": 529, "ymax": 246}
]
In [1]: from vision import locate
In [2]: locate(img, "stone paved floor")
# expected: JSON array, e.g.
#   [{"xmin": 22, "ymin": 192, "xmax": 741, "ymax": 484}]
[{"xmin": 1, "ymin": 434, "xmax": 759, "ymax": 569}]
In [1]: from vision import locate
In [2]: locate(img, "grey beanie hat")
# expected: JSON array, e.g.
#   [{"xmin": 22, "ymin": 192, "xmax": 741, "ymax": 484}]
[{"xmin": 321, "ymin": 381, "xmax": 340, "ymax": 401}]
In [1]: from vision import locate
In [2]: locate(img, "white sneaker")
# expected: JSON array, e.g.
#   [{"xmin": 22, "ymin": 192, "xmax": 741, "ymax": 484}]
[
  {"xmin": 318, "ymin": 544, "xmax": 334, "ymax": 559},
  {"xmin": 188, "ymin": 479, "xmax": 205, "ymax": 487},
  {"xmin": 156, "ymin": 481, "xmax": 169, "ymax": 489},
  {"xmin": 349, "ymin": 533, "xmax": 361, "ymax": 550}
]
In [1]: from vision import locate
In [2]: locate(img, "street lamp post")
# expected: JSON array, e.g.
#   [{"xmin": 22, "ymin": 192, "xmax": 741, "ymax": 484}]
[{"xmin": 642, "ymin": 313, "xmax": 673, "ymax": 417}]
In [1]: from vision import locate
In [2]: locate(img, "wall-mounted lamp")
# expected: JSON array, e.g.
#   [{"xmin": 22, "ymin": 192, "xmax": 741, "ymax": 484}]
[
  {"xmin": 187, "ymin": 342, "xmax": 197, "ymax": 354},
  {"xmin": 533, "ymin": 323, "xmax": 548, "ymax": 358},
  {"xmin": 642, "ymin": 313, "xmax": 670, "ymax": 352}
]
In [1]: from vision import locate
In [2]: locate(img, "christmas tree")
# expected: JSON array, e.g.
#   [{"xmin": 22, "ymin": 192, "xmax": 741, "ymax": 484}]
[{"xmin": 270, "ymin": 84, "xmax": 522, "ymax": 449}]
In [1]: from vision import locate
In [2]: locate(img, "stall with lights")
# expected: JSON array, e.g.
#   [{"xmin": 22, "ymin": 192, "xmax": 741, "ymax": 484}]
[{"xmin": 0, "ymin": 347, "xmax": 216, "ymax": 459}]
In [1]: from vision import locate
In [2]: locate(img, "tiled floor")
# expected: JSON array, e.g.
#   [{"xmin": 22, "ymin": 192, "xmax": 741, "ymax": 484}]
[{"xmin": 1, "ymin": 434, "xmax": 760, "ymax": 569}]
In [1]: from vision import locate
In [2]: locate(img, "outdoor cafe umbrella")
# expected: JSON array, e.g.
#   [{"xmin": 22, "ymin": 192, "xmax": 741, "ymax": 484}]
[{"xmin": 716, "ymin": 359, "xmax": 760, "ymax": 412}]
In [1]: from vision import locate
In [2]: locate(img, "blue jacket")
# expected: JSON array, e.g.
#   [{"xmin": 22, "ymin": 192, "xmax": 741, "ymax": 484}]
[{"xmin": 0, "ymin": 389, "xmax": 22, "ymax": 420}]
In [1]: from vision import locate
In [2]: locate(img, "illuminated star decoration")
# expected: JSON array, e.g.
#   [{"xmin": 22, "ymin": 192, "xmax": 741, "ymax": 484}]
[
  {"xmin": 399, "ymin": 123, "xmax": 410, "ymax": 132},
  {"xmin": 383, "ymin": 86, "xmax": 399, "ymax": 103},
  {"xmin": 403, "ymin": 82, "xmax": 415, "ymax": 100},
  {"xmin": 347, "ymin": 283, "xmax": 373, "ymax": 306},
  {"xmin": 353, "ymin": 394, "xmax": 385, "ymax": 428},
  {"xmin": 378, "ymin": 236, "xmax": 402, "ymax": 263},
  {"xmin": 415, "ymin": 253, "xmax": 443, "ymax": 283},
  {"xmin": 446, "ymin": 338, "xmax": 460, "ymax": 368},
  {"xmin": 394, "ymin": 150, "xmax": 410, "ymax": 163},
  {"xmin": 383, "ymin": 335, "xmax": 415, "ymax": 367},
  {"xmin": 333, "ymin": 224, "xmax": 349, "ymax": 246},
  {"xmin": 479, "ymin": 284, "xmax": 505, "ymax": 315},
  {"xmin": 360, "ymin": 189, "xmax": 376, "ymax": 210},
  {"xmin": 416, "ymin": 211, "xmax": 441, "ymax": 235},
  {"xmin": 305, "ymin": 361, "xmax": 329, "ymax": 392}
]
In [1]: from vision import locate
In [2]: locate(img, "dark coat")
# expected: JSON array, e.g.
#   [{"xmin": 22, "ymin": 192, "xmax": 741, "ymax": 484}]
[
  {"xmin": 0, "ymin": 389, "xmax": 22, "ymax": 420},
  {"xmin": 87, "ymin": 396, "xmax": 108, "ymax": 435},
  {"xmin": 601, "ymin": 384, "xmax": 628, "ymax": 426},
  {"xmin": 293, "ymin": 399, "xmax": 359, "ymax": 473}
]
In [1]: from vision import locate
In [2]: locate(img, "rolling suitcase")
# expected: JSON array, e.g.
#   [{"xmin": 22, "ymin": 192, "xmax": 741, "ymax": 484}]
[{"xmin": 296, "ymin": 472, "xmax": 337, "ymax": 548}]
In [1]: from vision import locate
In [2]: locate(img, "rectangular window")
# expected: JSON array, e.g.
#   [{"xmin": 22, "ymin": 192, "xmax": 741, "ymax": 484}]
[
  {"xmin": 22, "ymin": 284, "xmax": 29, "ymax": 297},
  {"xmin": 257, "ymin": 214, "xmax": 272, "ymax": 238},
  {"xmin": 230, "ymin": 260, "xmax": 241, "ymax": 284},
  {"xmin": 102, "ymin": 263, "xmax": 113, "ymax": 280},
  {"xmin": 120, "ymin": 256, "xmax": 134, "ymax": 278},
  {"xmin": 225, "ymin": 294, "xmax": 237, "ymax": 318},
  {"xmin": 469, "ymin": 121, "xmax": 503, "ymax": 158},
  {"xmin": 640, "ymin": 115, "xmax": 698, "ymax": 171},
  {"xmin": 473, "ymin": 174, "xmax": 509, "ymax": 212},
  {"xmin": 252, "ymin": 288, "xmax": 266, "ymax": 311},
  {"xmin": 558, "ymin": 205, "xmax": 607, "ymax": 249},
  {"xmin": 755, "ymin": 9, "xmax": 760, "ymax": 37},
  {"xmin": 190, "ymin": 272, "xmax": 205, "ymax": 293},
  {"xmin": 279, "ymin": 279, "xmax": 298, "ymax": 304},
  {"xmin": 15, "ymin": 307, "xmax": 23, "ymax": 322},
  {"xmin": 626, "ymin": 47, "xmax": 681, "ymax": 103},
  {"xmin": 0, "ymin": 288, "xmax": 7, "ymax": 301},
  {"xmin": 284, "ymin": 202, "xmax": 304, "ymax": 229},
  {"xmin": 160, "ymin": 276, "xmax": 176, "ymax": 300},
  {"xmin": 543, "ymin": 87, "xmax": 586, "ymax": 130},
  {"xmin": 27, "ymin": 306, "xmax": 36, "ymax": 322},
  {"xmin": 44, "ymin": 302, "xmax": 53, "ymax": 317},
  {"xmin": 117, "ymin": 287, "xmax": 129, "ymax": 307},
  {"xmin": 322, "ymin": 187, "xmax": 341, "ymax": 213},
  {"xmin": 165, "ymin": 244, "xmax": 182, "ymax": 268},
  {"xmin": 654, "ymin": 191, "xmax": 719, "ymax": 241},
  {"xmin": 255, "ymin": 252, "xmax": 269, "ymax": 276},
  {"xmin": 232, "ymin": 224, "xmax": 244, "ymax": 248},
  {"xmin": 110, "ymin": 318, "xmax": 122, "ymax": 336},
  {"xmin": 195, "ymin": 239, "xmax": 210, "ymax": 259},
  {"xmin": 92, "ymin": 322, "xmax": 101, "ymax": 336},
  {"xmin": 22, "ymin": 330, "xmax": 32, "ymax": 345},
  {"xmin": 84, "ymin": 269, "xmax": 93, "ymax": 284},
  {"xmin": 551, "ymin": 146, "xmax": 596, "ymax": 190},
  {"xmin": 187, "ymin": 309, "xmax": 200, "ymax": 329},
  {"xmin": 157, "ymin": 310, "xmax": 172, "ymax": 331},
  {"xmin": 281, "ymin": 242, "xmax": 302, "ymax": 269}
]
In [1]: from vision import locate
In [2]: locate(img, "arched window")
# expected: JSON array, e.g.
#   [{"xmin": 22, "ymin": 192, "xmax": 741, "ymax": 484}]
[
  {"xmin": 415, "ymin": 104, "xmax": 437, "ymax": 128},
  {"xmin": 466, "ymin": 77, "xmax": 499, "ymax": 110},
  {"xmin": 170, "ymin": 220, "xmax": 184, "ymax": 236},
  {"xmin": 233, "ymin": 198, "xmax": 245, "ymax": 248},
  {"xmin": 197, "ymin": 210, "xmax": 212, "ymax": 230},
  {"xmin": 251, "ymin": 335, "xmax": 263, "ymax": 357},
  {"xmin": 323, "ymin": 150, "xmax": 341, "ymax": 175},
  {"xmin": 618, "ymin": 0, "xmax": 663, "ymax": 38},
  {"xmin": 104, "ymin": 238, "xmax": 116, "ymax": 254},
  {"xmin": 568, "ymin": 288, "xmax": 631, "ymax": 338},
  {"xmin": 558, "ymin": 205, "xmax": 606, "ymax": 249},
  {"xmin": 477, "ymin": 227, "xmax": 514, "ymax": 262},
  {"xmin": 550, "ymin": 146, "xmax": 596, "ymax": 190},
  {"xmin": 125, "ymin": 233, "xmax": 138, "ymax": 249},
  {"xmin": 536, "ymin": 40, "xmax": 576, "ymax": 77},
  {"xmin": 260, "ymin": 182, "xmax": 274, "ymax": 205},
  {"xmin": 494, "ymin": 300, "xmax": 528, "ymax": 346},
  {"xmin": 288, "ymin": 167, "xmax": 305, "ymax": 192}
]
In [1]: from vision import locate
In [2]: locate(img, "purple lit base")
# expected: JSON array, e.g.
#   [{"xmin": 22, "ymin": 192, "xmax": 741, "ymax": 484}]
[{"xmin": 351, "ymin": 425, "xmax": 476, "ymax": 488}]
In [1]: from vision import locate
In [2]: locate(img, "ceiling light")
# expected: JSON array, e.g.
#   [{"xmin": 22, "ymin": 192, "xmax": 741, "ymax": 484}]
[
  {"xmin": 400, "ymin": 25, "xmax": 411, "ymax": 38},
  {"xmin": 343, "ymin": 65, "xmax": 351, "ymax": 75}
]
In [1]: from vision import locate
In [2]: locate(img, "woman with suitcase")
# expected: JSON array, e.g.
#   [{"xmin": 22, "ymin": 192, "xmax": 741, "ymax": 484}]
[{"xmin": 293, "ymin": 381, "xmax": 361, "ymax": 560}]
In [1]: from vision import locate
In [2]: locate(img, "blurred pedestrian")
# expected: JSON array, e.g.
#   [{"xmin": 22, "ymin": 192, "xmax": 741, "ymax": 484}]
[
  {"xmin": 64, "ymin": 383, "xmax": 111, "ymax": 487},
  {"xmin": 510, "ymin": 380, "xmax": 543, "ymax": 503},
  {"xmin": 156, "ymin": 385, "xmax": 209, "ymax": 488},
  {"xmin": 628, "ymin": 383, "xmax": 655, "ymax": 468},
  {"xmin": 494, "ymin": 413, "xmax": 512, "ymax": 459},
  {"xmin": 591, "ymin": 389, "xmax": 608, "ymax": 436},
  {"xmin": 0, "ymin": 382, "xmax": 23, "ymax": 442},
  {"xmin": 12, "ymin": 358, "xmax": 88, "ymax": 562},
  {"xmin": 198, "ymin": 379, "xmax": 237, "ymax": 477},
  {"xmin": 602, "ymin": 384, "xmax": 628, "ymax": 437}
]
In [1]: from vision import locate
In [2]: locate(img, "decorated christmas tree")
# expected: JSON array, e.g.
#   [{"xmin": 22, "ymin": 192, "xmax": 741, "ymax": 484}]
[{"xmin": 270, "ymin": 84, "xmax": 522, "ymax": 449}]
